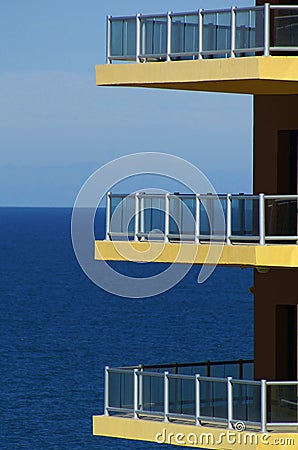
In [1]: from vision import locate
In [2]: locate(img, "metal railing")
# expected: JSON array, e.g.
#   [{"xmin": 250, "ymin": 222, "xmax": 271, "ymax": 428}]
[
  {"xmin": 123, "ymin": 358, "xmax": 254, "ymax": 379},
  {"xmin": 105, "ymin": 192, "xmax": 298, "ymax": 245},
  {"xmin": 106, "ymin": 4, "xmax": 298, "ymax": 63},
  {"xmin": 104, "ymin": 364, "xmax": 298, "ymax": 432}
]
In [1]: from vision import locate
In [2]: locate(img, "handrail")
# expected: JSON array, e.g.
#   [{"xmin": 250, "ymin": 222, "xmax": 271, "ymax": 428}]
[
  {"xmin": 105, "ymin": 192, "xmax": 298, "ymax": 245},
  {"xmin": 122, "ymin": 357, "xmax": 253, "ymax": 371},
  {"xmin": 106, "ymin": 4, "xmax": 298, "ymax": 64}
]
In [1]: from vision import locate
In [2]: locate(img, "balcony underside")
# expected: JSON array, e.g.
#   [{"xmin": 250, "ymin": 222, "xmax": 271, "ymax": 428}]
[
  {"xmin": 95, "ymin": 241, "xmax": 298, "ymax": 269},
  {"xmin": 96, "ymin": 56, "xmax": 298, "ymax": 95},
  {"xmin": 93, "ymin": 416, "xmax": 297, "ymax": 449}
]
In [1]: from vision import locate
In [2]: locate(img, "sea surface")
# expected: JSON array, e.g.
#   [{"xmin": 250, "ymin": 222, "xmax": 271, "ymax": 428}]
[{"xmin": 0, "ymin": 208, "xmax": 253, "ymax": 449}]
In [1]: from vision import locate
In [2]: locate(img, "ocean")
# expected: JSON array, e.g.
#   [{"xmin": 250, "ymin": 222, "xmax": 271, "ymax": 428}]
[{"xmin": 1, "ymin": 207, "xmax": 253, "ymax": 449}]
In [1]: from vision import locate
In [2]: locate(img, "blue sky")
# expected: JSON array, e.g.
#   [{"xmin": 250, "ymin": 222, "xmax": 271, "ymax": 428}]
[{"xmin": 1, "ymin": 0, "xmax": 254, "ymax": 206}]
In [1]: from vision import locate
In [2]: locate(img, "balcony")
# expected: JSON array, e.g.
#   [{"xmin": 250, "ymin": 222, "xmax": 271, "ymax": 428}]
[
  {"xmin": 93, "ymin": 359, "xmax": 298, "ymax": 447},
  {"xmin": 96, "ymin": 4, "xmax": 298, "ymax": 95},
  {"xmin": 95, "ymin": 192, "xmax": 298, "ymax": 269}
]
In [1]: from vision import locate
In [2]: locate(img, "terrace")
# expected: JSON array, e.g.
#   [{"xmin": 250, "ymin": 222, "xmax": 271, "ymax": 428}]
[
  {"xmin": 96, "ymin": 4, "xmax": 298, "ymax": 95},
  {"xmin": 102, "ymin": 359, "xmax": 298, "ymax": 433},
  {"xmin": 95, "ymin": 192, "xmax": 298, "ymax": 270}
]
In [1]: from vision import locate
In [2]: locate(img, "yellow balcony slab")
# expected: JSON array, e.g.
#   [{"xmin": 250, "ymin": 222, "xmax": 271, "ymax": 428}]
[
  {"xmin": 95, "ymin": 56, "xmax": 298, "ymax": 95},
  {"xmin": 94, "ymin": 240, "xmax": 298, "ymax": 269},
  {"xmin": 93, "ymin": 415, "xmax": 297, "ymax": 449}
]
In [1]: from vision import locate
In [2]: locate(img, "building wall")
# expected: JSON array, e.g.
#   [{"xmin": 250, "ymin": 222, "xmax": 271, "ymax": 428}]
[
  {"xmin": 254, "ymin": 269, "xmax": 298, "ymax": 380},
  {"xmin": 254, "ymin": 95, "xmax": 298, "ymax": 195},
  {"xmin": 254, "ymin": 93, "xmax": 298, "ymax": 380}
]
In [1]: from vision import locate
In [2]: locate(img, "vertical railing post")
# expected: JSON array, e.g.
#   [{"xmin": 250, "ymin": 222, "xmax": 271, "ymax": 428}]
[
  {"xmin": 198, "ymin": 9, "xmax": 203, "ymax": 59},
  {"xmin": 139, "ymin": 193, "xmax": 145, "ymax": 241},
  {"xmin": 231, "ymin": 6, "xmax": 236, "ymax": 58},
  {"xmin": 264, "ymin": 3, "xmax": 270, "ymax": 56},
  {"xmin": 136, "ymin": 14, "xmax": 141, "ymax": 62},
  {"xmin": 173, "ymin": 365, "xmax": 178, "ymax": 412},
  {"xmin": 104, "ymin": 366, "xmax": 109, "ymax": 415},
  {"xmin": 227, "ymin": 377, "xmax": 233, "ymax": 429},
  {"xmin": 261, "ymin": 379, "xmax": 267, "ymax": 433},
  {"xmin": 206, "ymin": 360, "xmax": 211, "ymax": 377},
  {"xmin": 105, "ymin": 192, "xmax": 111, "ymax": 240},
  {"xmin": 239, "ymin": 359, "xmax": 244, "ymax": 380},
  {"xmin": 167, "ymin": 12, "xmax": 172, "ymax": 61},
  {"xmin": 138, "ymin": 367, "xmax": 143, "ymax": 412},
  {"xmin": 165, "ymin": 193, "xmax": 170, "ymax": 242},
  {"xmin": 107, "ymin": 16, "xmax": 111, "ymax": 64},
  {"xmin": 259, "ymin": 193, "xmax": 265, "ymax": 245},
  {"xmin": 133, "ymin": 369, "xmax": 139, "ymax": 419},
  {"xmin": 226, "ymin": 193, "xmax": 232, "ymax": 245},
  {"xmin": 195, "ymin": 374, "xmax": 201, "ymax": 426},
  {"xmin": 164, "ymin": 371, "xmax": 169, "ymax": 422},
  {"xmin": 134, "ymin": 192, "xmax": 140, "ymax": 241},
  {"xmin": 195, "ymin": 194, "xmax": 200, "ymax": 244}
]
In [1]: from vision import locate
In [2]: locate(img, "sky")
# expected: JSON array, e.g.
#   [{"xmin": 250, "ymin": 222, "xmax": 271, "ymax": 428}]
[{"xmin": 1, "ymin": 0, "xmax": 255, "ymax": 206}]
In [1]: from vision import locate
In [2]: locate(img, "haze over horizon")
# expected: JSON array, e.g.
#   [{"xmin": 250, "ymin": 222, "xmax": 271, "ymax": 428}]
[{"xmin": 1, "ymin": 0, "xmax": 254, "ymax": 206}]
